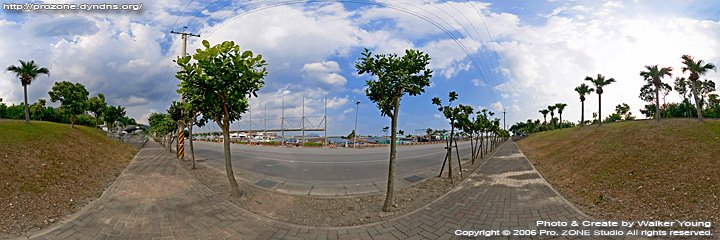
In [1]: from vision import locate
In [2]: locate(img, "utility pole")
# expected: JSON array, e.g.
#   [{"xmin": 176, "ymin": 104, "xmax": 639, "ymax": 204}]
[
  {"xmin": 170, "ymin": 27, "xmax": 199, "ymax": 160},
  {"xmin": 324, "ymin": 96, "xmax": 328, "ymax": 147},
  {"xmin": 502, "ymin": 110, "xmax": 507, "ymax": 131},
  {"xmin": 353, "ymin": 100, "xmax": 360, "ymax": 148},
  {"xmin": 249, "ymin": 106, "xmax": 252, "ymax": 134},
  {"xmin": 264, "ymin": 103, "xmax": 267, "ymax": 138},
  {"xmin": 301, "ymin": 96, "xmax": 305, "ymax": 144},
  {"xmin": 281, "ymin": 99, "xmax": 285, "ymax": 146}
]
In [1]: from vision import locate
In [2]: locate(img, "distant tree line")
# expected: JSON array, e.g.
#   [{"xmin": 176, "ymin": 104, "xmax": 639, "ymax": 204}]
[
  {"xmin": 511, "ymin": 55, "xmax": 717, "ymax": 135},
  {"xmin": 3, "ymin": 60, "xmax": 135, "ymax": 129}
]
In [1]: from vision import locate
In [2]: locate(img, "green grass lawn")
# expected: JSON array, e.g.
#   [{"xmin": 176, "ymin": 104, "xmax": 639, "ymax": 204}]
[
  {"xmin": 518, "ymin": 119, "xmax": 720, "ymax": 226},
  {"xmin": 0, "ymin": 120, "xmax": 138, "ymax": 236}
]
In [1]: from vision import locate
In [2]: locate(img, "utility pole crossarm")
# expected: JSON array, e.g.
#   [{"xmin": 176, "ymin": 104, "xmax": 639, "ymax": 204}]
[{"xmin": 170, "ymin": 30, "xmax": 201, "ymax": 38}]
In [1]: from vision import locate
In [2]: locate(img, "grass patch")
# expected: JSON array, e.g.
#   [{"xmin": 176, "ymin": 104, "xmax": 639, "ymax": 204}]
[
  {"xmin": 0, "ymin": 120, "xmax": 138, "ymax": 236},
  {"xmin": 518, "ymin": 119, "xmax": 720, "ymax": 225}
]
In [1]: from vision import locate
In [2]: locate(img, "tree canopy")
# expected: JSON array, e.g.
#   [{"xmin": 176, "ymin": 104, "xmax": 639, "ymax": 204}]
[{"xmin": 48, "ymin": 81, "xmax": 89, "ymax": 128}]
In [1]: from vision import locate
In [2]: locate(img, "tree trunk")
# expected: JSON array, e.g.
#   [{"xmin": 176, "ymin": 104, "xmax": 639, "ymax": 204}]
[
  {"xmin": 690, "ymin": 80, "xmax": 704, "ymax": 121},
  {"xmin": 189, "ymin": 122, "xmax": 196, "ymax": 170},
  {"xmin": 655, "ymin": 79, "xmax": 661, "ymax": 121},
  {"xmin": 476, "ymin": 132, "xmax": 482, "ymax": 160},
  {"xmin": 23, "ymin": 84, "xmax": 30, "ymax": 124},
  {"xmin": 598, "ymin": 94, "xmax": 603, "ymax": 125},
  {"xmin": 479, "ymin": 132, "xmax": 484, "ymax": 159},
  {"xmin": 580, "ymin": 101, "xmax": 585, "ymax": 126},
  {"xmin": 469, "ymin": 131, "xmax": 475, "ymax": 164},
  {"xmin": 485, "ymin": 131, "xmax": 489, "ymax": 155},
  {"xmin": 220, "ymin": 117, "xmax": 243, "ymax": 197},
  {"xmin": 71, "ymin": 114, "xmax": 75, "ymax": 128},
  {"xmin": 559, "ymin": 113, "xmax": 563, "ymax": 129},
  {"xmin": 382, "ymin": 96, "xmax": 400, "ymax": 212},
  {"xmin": 222, "ymin": 107, "xmax": 241, "ymax": 196},
  {"xmin": 447, "ymin": 123, "xmax": 454, "ymax": 184}
]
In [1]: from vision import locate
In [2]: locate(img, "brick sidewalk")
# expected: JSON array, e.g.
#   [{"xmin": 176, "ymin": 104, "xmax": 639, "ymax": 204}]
[{"xmin": 29, "ymin": 141, "xmax": 590, "ymax": 240}]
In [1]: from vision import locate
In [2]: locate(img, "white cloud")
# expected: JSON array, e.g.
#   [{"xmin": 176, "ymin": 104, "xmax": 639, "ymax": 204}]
[
  {"xmin": 326, "ymin": 96, "xmax": 349, "ymax": 109},
  {"xmin": 301, "ymin": 61, "xmax": 348, "ymax": 87},
  {"xmin": 472, "ymin": 78, "xmax": 487, "ymax": 87},
  {"xmin": 491, "ymin": 101, "xmax": 504, "ymax": 112},
  {"xmin": 490, "ymin": 7, "xmax": 720, "ymax": 125},
  {"xmin": 351, "ymin": 87, "xmax": 367, "ymax": 95}
]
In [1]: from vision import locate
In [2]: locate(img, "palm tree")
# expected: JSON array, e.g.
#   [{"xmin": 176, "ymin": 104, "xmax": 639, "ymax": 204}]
[
  {"xmin": 574, "ymin": 83, "xmax": 594, "ymax": 126},
  {"xmin": 681, "ymin": 55, "xmax": 716, "ymax": 121},
  {"xmin": 555, "ymin": 103, "xmax": 567, "ymax": 128},
  {"xmin": 539, "ymin": 109, "xmax": 549, "ymax": 125},
  {"xmin": 548, "ymin": 105, "xmax": 556, "ymax": 129},
  {"xmin": 585, "ymin": 74, "xmax": 616, "ymax": 125},
  {"xmin": 639, "ymin": 65, "xmax": 673, "ymax": 121},
  {"xmin": 6, "ymin": 60, "xmax": 49, "ymax": 124}
]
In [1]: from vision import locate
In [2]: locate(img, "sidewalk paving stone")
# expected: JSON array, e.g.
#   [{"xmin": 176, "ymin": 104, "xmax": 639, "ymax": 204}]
[{"xmin": 25, "ymin": 141, "xmax": 596, "ymax": 240}]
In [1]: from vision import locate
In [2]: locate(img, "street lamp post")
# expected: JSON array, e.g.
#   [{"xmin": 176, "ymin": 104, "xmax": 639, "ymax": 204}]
[{"xmin": 353, "ymin": 100, "xmax": 360, "ymax": 148}]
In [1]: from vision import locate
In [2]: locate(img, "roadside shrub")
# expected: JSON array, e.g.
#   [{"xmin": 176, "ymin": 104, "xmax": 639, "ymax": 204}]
[{"xmin": 304, "ymin": 142, "xmax": 323, "ymax": 147}]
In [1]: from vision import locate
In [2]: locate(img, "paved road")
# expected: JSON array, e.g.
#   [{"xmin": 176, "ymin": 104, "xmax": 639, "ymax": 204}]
[
  {"xmin": 191, "ymin": 141, "xmax": 475, "ymax": 182},
  {"xmin": 187, "ymin": 140, "xmax": 489, "ymax": 196},
  {"xmin": 30, "ymin": 140, "xmax": 596, "ymax": 240}
]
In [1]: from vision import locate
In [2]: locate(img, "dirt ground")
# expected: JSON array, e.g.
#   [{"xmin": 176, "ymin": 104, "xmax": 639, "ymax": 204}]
[
  {"xmin": 517, "ymin": 119, "xmax": 720, "ymax": 234},
  {"xmin": 180, "ymin": 151, "xmax": 493, "ymax": 227},
  {"xmin": 0, "ymin": 122, "xmax": 138, "ymax": 238}
]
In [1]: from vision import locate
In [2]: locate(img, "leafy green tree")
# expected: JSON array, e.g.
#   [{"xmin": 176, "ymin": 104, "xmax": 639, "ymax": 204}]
[
  {"xmin": 681, "ymin": 55, "xmax": 716, "ymax": 121},
  {"xmin": 0, "ymin": 103, "xmax": 6, "ymax": 118},
  {"xmin": 148, "ymin": 112, "xmax": 176, "ymax": 146},
  {"xmin": 43, "ymin": 106, "xmax": 63, "ymax": 123},
  {"xmin": 118, "ymin": 116, "xmax": 136, "ymax": 127},
  {"xmin": 48, "ymin": 81, "xmax": 89, "ymax": 128},
  {"xmin": 640, "ymin": 65, "xmax": 673, "ymax": 121},
  {"xmin": 432, "ymin": 92, "xmax": 472, "ymax": 184},
  {"xmin": 103, "ymin": 105, "xmax": 125, "ymax": 130},
  {"xmin": 615, "ymin": 103, "xmax": 633, "ymax": 120},
  {"xmin": 697, "ymin": 79, "xmax": 716, "ymax": 108},
  {"xmin": 6, "ymin": 60, "xmax": 49, "ymax": 124},
  {"xmin": 346, "ymin": 130, "xmax": 356, "ymax": 140},
  {"xmin": 585, "ymin": 74, "xmax": 616, "ymax": 126},
  {"xmin": 539, "ymin": 109, "xmax": 549, "ymax": 124},
  {"xmin": 29, "ymin": 99, "xmax": 47, "ymax": 120},
  {"xmin": 87, "ymin": 93, "xmax": 107, "ymax": 128},
  {"xmin": 167, "ymin": 101, "xmax": 186, "ymax": 156},
  {"xmin": 640, "ymin": 104, "xmax": 656, "ymax": 118},
  {"xmin": 177, "ymin": 40, "xmax": 267, "ymax": 196},
  {"xmin": 3, "ymin": 104, "xmax": 24, "ymax": 119},
  {"xmin": 175, "ymin": 59, "xmax": 205, "ymax": 168},
  {"xmin": 574, "ymin": 83, "xmax": 594, "ymax": 126},
  {"xmin": 355, "ymin": 48, "xmax": 432, "ymax": 212}
]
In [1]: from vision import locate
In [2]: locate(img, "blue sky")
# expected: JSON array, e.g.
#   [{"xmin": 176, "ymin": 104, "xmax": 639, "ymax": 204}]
[{"xmin": 1, "ymin": 0, "xmax": 719, "ymax": 135}]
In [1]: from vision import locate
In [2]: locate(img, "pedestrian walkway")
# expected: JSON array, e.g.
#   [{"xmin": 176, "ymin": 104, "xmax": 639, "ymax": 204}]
[{"xmin": 28, "ymin": 141, "xmax": 590, "ymax": 240}]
